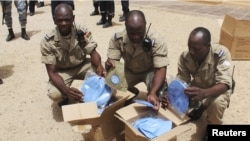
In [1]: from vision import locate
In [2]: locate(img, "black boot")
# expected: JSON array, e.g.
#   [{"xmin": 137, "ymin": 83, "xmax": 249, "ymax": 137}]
[
  {"xmin": 188, "ymin": 104, "xmax": 207, "ymax": 121},
  {"xmin": 96, "ymin": 13, "xmax": 106, "ymax": 25},
  {"xmin": 21, "ymin": 28, "xmax": 30, "ymax": 40},
  {"xmin": 103, "ymin": 15, "xmax": 112, "ymax": 28},
  {"xmin": 37, "ymin": 2, "xmax": 44, "ymax": 8},
  {"xmin": 6, "ymin": 28, "xmax": 15, "ymax": 42},
  {"xmin": 90, "ymin": 10, "xmax": 99, "ymax": 16}
]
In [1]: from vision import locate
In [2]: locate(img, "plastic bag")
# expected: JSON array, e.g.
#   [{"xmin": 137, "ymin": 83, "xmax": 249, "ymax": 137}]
[
  {"xmin": 133, "ymin": 115, "xmax": 172, "ymax": 139},
  {"xmin": 167, "ymin": 78, "xmax": 189, "ymax": 119},
  {"xmin": 81, "ymin": 70, "xmax": 112, "ymax": 114}
]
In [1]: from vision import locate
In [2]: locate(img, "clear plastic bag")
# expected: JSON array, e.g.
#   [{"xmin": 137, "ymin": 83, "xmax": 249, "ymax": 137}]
[
  {"xmin": 166, "ymin": 78, "xmax": 189, "ymax": 119},
  {"xmin": 81, "ymin": 70, "xmax": 113, "ymax": 114}
]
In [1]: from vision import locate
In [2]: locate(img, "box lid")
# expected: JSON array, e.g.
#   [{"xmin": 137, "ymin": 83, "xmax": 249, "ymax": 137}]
[
  {"xmin": 62, "ymin": 90, "xmax": 131, "ymax": 126},
  {"xmin": 222, "ymin": 15, "xmax": 250, "ymax": 37}
]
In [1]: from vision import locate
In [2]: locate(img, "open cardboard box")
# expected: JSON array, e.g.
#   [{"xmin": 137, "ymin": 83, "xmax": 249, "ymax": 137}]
[
  {"xmin": 62, "ymin": 90, "xmax": 134, "ymax": 141},
  {"xmin": 115, "ymin": 103, "xmax": 191, "ymax": 141},
  {"xmin": 62, "ymin": 90, "xmax": 134, "ymax": 126},
  {"xmin": 219, "ymin": 14, "xmax": 250, "ymax": 60}
]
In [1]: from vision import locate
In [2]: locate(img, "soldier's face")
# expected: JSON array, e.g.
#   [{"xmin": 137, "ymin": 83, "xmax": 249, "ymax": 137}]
[
  {"xmin": 188, "ymin": 35, "xmax": 209, "ymax": 62},
  {"xmin": 126, "ymin": 25, "xmax": 145, "ymax": 44},
  {"xmin": 55, "ymin": 11, "xmax": 74, "ymax": 36}
]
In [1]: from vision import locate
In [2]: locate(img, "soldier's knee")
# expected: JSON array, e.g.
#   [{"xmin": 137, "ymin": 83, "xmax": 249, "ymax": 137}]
[{"xmin": 47, "ymin": 91, "xmax": 64, "ymax": 102}]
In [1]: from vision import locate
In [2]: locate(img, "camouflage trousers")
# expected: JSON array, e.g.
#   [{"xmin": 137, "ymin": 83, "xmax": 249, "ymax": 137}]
[{"xmin": 2, "ymin": 0, "xmax": 27, "ymax": 28}]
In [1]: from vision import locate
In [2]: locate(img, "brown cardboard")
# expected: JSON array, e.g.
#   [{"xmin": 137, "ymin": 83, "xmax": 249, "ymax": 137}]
[
  {"xmin": 62, "ymin": 90, "xmax": 132, "ymax": 126},
  {"xmin": 115, "ymin": 103, "xmax": 191, "ymax": 141},
  {"xmin": 219, "ymin": 14, "xmax": 250, "ymax": 60},
  {"xmin": 82, "ymin": 117, "xmax": 125, "ymax": 141}
]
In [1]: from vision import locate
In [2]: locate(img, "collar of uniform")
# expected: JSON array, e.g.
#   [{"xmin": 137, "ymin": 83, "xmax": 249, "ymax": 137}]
[
  {"xmin": 184, "ymin": 46, "xmax": 214, "ymax": 71},
  {"xmin": 198, "ymin": 46, "xmax": 214, "ymax": 71},
  {"xmin": 54, "ymin": 26, "xmax": 77, "ymax": 51},
  {"xmin": 123, "ymin": 30, "xmax": 145, "ymax": 57}
]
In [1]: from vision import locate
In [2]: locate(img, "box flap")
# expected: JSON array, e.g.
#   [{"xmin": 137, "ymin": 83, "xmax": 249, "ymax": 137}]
[
  {"xmin": 159, "ymin": 107, "xmax": 190, "ymax": 126},
  {"xmin": 100, "ymin": 90, "xmax": 130, "ymax": 121},
  {"xmin": 62, "ymin": 102, "xmax": 99, "ymax": 123},
  {"xmin": 221, "ymin": 15, "xmax": 236, "ymax": 36},
  {"xmin": 63, "ymin": 90, "xmax": 132, "ymax": 126},
  {"xmin": 116, "ymin": 103, "xmax": 189, "ymax": 126},
  {"xmin": 222, "ymin": 15, "xmax": 250, "ymax": 37}
]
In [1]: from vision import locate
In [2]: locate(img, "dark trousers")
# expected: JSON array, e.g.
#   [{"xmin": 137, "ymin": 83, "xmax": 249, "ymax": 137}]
[
  {"xmin": 99, "ymin": 0, "xmax": 114, "ymax": 17},
  {"xmin": 29, "ymin": 0, "xmax": 37, "ymax": 13},
  {"xmin": 93, "ymin": 0, "xmax": 99, "ymax": 11},
  {"xmin": 51, "ymin": 0, "xmax": 75, "ymax": 23},
  {"xmin": 121, "ymin": 0, "xmax": 129, "ymax": 15}
]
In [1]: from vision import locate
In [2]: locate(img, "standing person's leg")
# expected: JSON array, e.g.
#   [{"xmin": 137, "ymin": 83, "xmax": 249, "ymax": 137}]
[
  {"xmin": 29, "ymin": 0, "xmax": 37, "ymax": 16},
  {"xmin": 51, "ymin": 0, "xmax": 59, "ymax": 24},
  {"xmin": 119, "ymin": 0, "xmax": 129, "ymax": 22},
  {"xmin": 15, "ymin": 0, "xmax": 29, "ymax": 40},
  {"xmin": 96, "ymin": 1, "xmax": 106, "ymax": 25},
  {"xmin": 103, "ymin": 0, "xmax": 114, "ymax": 28},
  {"xmin": 63, "ymin": 0, "xmax": 74, "ymax": 11},
  {"xmin": 90, "ymin": 0, "xmax": 99, "ymax": 16},
  {"xmin": 37, "ymin": 0, "xmax": 44, "ymax": 8},
  {"xmin": 3, "ymin": 1, "xmax": 15, "ymax": 41}
]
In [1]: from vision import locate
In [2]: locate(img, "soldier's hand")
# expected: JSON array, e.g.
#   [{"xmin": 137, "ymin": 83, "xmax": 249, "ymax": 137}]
[
  {"xmin": 96, "ymin": 64, "xmax": 106, "ymax": 77},
  {"xmin": 184, "ymin": 86, "xmax": 206, "ymax": 101},
  {"xmin": 161, "ymin": 95, "xmax": 170, "ymax": 110},
  {"xmin": 65, "ymin": 87, "xmax": 83, "ymax": 102},
  {"xmin": 105, "ymin": 58, "xmax": 115, "ymax": 71},
  {"xmin": 147, "ymin": 94, "xmax": 160, "ymax": 111}
]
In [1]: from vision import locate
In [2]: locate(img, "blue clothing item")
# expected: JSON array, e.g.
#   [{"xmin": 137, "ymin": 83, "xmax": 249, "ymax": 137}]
[
  {"xmin": 167, "ymin": 79, "xmax": 189, "ymax": 117},
  {"xmin": 134, "ymin": 99, "xmax": 154, "ymax": 108},
  {"xmin": 81, "ymin": 75, "xmax": 112, "ymax": 114},
  {"xmin": 133, "ymin": 116, "xmax": 172, "ymax": 139}
]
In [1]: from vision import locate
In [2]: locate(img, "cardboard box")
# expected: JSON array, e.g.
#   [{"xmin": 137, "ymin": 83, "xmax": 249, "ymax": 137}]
[
  {"xmin": 219, "ymin": 15, "xmax": 250, "ymax": 60},
  {"xmin": 115, "ymin": 103, "xmax": 191, "ymax": 141},
  {"xmin": 62, "ymin": 90, "xmax": 133, "ymax": 141},
  {"xmin": 62, "ymin": 90, "xmax": 132, "ymax": 126},
  {"xmin": 82, "ymin": 119, "xmax": 125, "ymax": 141}
]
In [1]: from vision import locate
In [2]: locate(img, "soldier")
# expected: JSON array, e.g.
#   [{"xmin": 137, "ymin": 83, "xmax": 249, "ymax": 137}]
[
  {"xmin": 105, "ymin": 10, "xmax": 169, "ymax": 110},
  {"xmin": 167, "ymin": 27, "xmax": 234, "ymax": 141},
  {"xmin": 1, "ymin": 0, "xmax": 30, "ymax": 41},
  {"xmin": 40, "ymin": 3, "xmax": 105, "ymax": 106},
  {"xmin": 96, "ymin": 0, "xmax": 114, "ymax": 28}
]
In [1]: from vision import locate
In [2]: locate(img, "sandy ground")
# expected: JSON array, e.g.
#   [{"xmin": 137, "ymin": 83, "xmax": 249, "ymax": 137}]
[{"xmin": 0, "ymin": 1, "xmax": 250, "ymax": 141}]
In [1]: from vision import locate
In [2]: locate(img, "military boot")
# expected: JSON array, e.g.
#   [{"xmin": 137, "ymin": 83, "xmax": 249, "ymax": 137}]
[
  {"xmin": 21, "ymin": 28, "xmax": 30, "ymax": 40},
  {"xmin": 103, "ymin": 15, "xmax": 112, "ymax": 28},
  {"xmin": 96, "ymin": 13, "xmax": 106, "ymax": 25},
  {"xmin": 6, "ymin": 28, "xmax": 15, "ymax": 42}
]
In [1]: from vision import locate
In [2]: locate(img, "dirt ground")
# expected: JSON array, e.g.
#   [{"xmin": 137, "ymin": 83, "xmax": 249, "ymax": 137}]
[{"xmin": 0, "ymin": 1, "xmax": 249, "ymax": 141}]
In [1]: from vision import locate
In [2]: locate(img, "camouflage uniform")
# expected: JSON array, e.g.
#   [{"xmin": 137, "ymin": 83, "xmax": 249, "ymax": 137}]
[{"xmin": 2, "ymin": 0, "xmax": 27, "ymax": 28}]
